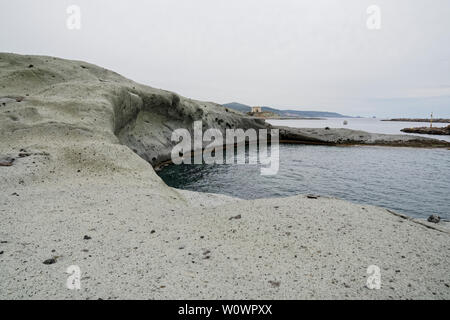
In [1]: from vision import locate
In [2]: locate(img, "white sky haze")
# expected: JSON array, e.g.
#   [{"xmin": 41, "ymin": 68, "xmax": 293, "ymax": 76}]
[{"xmin": 1, "ymin": 0, "xmax": 449, "ymax": 117}]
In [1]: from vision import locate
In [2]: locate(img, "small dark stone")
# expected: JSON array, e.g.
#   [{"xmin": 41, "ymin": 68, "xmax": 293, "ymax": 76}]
[
  {"xmin": 0, "ymin": 251, "xmax": 4, "ymax": 255},
  {"xmin": 150, "ymin": 230, "xmax": 156, "ymax": 234},
  {"xmin": 83, "ymin": 235, "xmax": 92, "ymax": 240},
  {"xmin": 269, "ymin": 280, "xmax": 281, "ymax": 288},
  {"xmin": 307, "ymin": 195, "xmax": 319, "ymax": 199},
  {"xmin": 229, "ymin": 214, "xmax": 242, "ymax": 221},
  {"xmin": 18, "ymin": 152, "xmax": 31, "ymax": 158},
  {"xmin": 11, "ymin": 192, "xmax": 19, "ymax": 196},
  {"xmin": 43, "ymin": 258, "xmax": 56, "ymax": 265},
  {"xmin": 427, "ymin": 215, "xmax": 441, "ymax": 223},
  {"xmin": 325, "ymin": 127, "xmax": 330, "ymax": 130}
]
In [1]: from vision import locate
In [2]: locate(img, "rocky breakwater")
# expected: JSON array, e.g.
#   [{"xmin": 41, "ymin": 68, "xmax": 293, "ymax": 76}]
[
  {"xmin": 383, "ymin": 118, "xmax": 450, "ymax": 123},
  {"xmin": 274, "ymin": 126, "xmax": 450, "ymax": 148},
  {"xmin": 401, "ymin": 125, "xmax": 450, "ymax": 136}
]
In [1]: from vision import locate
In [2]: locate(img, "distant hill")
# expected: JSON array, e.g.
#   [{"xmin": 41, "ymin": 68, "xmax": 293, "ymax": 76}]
[
  {"xmin": 223, "ymin": 102, "xmax": 350, "ymax": 118},
  {"xmin": 222, "ymin": 102, "xmax": 252, "ymax": 114}
]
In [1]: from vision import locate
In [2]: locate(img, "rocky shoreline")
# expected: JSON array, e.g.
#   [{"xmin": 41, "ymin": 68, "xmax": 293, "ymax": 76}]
[
  {"xmin": 1, "ymin": 53, "xmax": 449, "ymax": 299},
  {"xmin": 276, "ymin": 126, "xmax": 450, "ymax": 148},
  {"xmin": 401, "ymin": 125, "xmax": 450, "ymax": 136}
]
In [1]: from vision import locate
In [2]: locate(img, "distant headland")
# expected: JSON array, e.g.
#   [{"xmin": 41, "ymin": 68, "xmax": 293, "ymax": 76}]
[{"xmin": 222, "ymin": 102, "xmax": 351, "ymax": 119}]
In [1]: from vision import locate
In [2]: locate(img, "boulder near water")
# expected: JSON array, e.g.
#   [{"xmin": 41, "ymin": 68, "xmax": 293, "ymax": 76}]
[{"xmin": 427, "ymin": 215, "xmax": 441, "ymax": 223}]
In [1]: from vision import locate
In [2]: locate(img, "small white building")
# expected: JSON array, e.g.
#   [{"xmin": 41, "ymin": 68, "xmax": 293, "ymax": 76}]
[{"xmin": 251, "ymin": 106, "xmax": 262, "ymax": 113}]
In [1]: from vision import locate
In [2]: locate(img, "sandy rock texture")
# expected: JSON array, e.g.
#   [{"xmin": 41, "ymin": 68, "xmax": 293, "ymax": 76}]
[{"xmin": 1, "ymin": 53, "xmax": 449, "ymax": 299}]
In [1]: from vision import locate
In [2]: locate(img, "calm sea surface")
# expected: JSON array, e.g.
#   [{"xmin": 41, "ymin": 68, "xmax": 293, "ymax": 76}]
[{"xmin": 158, "ymin": 119, "xmax": 450, "ymax": 219}]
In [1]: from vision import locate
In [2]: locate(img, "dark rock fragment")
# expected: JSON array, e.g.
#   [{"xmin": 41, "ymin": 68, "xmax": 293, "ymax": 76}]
[
  {"xmin": 427, "ymin": 215, "xmax": 441, "ymax": 223},
  {"xmin": 269, "ymin": 280, "xmax": 281, "ymax": 288},
  {"xmin": 18, "ymin": 152, "xmax": 31, "ymax": 158},
  {"xmin": 43, "ymin": 258, "xmax": 57, "ymax": 265}
]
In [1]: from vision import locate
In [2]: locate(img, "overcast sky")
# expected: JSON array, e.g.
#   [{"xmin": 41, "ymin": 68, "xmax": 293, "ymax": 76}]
[{"xmin": 1, "ymin": 0, "xmax": 449, "ymax": 117}]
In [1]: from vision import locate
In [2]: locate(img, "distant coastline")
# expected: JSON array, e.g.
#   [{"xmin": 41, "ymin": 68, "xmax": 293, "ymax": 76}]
[
  {"xmin": 382, "ymin": 118, "xmax": 450, "ymax": 123},
  {"xmin": 223, "ymin": 102, "xmax": 351, "ymax": 118}
]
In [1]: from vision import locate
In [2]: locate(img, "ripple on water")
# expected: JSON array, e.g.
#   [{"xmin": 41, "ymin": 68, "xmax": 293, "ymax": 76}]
[{"xmin": 158, "ymin": 145, "xmax": 450, "ymax": 220}]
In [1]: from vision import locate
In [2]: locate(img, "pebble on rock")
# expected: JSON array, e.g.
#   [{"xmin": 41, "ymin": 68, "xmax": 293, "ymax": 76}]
[
  {"xmin": 269, "ymin": 281, "xmax": 281, "ymax": 288},
  {"xmin": 18, "ymin": 152, "xmax": 31, "ymax": 158},
  {"xmin": 43, "ymin": 258, "xmax": 57, "ymax": 265}
]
